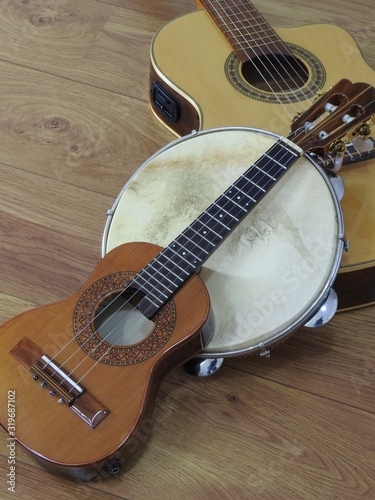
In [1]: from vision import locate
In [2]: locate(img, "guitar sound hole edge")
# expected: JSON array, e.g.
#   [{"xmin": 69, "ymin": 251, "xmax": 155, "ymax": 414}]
[
  {"xmin": 242, "ymin": 54, "xmax": 309, "ymax": 93},
  {"xmin": 93, "ymin": 290, "xmax": 155, "ymax": 348},
  {"xmin": 225, "ymin": 43, "xmax": 327, "ymax": 104}
]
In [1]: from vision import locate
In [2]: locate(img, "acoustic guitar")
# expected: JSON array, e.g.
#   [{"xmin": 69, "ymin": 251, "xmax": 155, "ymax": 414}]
[
  {"xmin": 149, "ymin": 0, "xmax": 375, "ymax": 310},
  {"xmin": 1, "ymin": 80, "xmax": 374, "ymax": 480}
]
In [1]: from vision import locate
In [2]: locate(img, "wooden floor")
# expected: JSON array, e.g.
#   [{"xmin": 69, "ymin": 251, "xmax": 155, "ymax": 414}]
[{"xmin": 0, "ymin": 0, "xmax": 374, "ymax": 498}]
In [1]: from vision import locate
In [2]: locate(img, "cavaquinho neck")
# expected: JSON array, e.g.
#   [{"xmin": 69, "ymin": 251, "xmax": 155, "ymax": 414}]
[{"xmin": 134, "ymin": 137, "xmax": 302, "ymax": 319}]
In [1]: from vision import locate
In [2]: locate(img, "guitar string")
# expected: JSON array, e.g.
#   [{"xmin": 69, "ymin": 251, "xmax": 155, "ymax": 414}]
[
  {"xmin": 70, "ymin": 138, "xmax": 301, "ymax": 386},
  {"xmin": 32, "ymin": 4, "xmax": 373, "ymax": 389},
  {"xmin": 44, "ymin": 129, "xmax": 309, "ymax": 388},
  {"xmin": 210, "ymin": 0, "xmax": 314, "ymax": 108},
  {"xmin": 39, "ymin": 33, "xmax": 374, "ymax": 390},
  {"xmin": 42, "ymin": 148, "xmax": 270, "ymax": 378},
  {"xmin": 47, "ymin": 92, "xmax": 375, "ymax": 384},
  {"xmin": 204, "ymin": 0, "xmax": 319, "ymax": 117},
  {"xmin": 233, "ymin": 1, "xmax": 318, "ymax": 95},
  {"xmin": 212, "ymin": 0, "xmax": 316, "ymax": 98},
  {"xmin": 44, "ymin": 135, "xmax": 301, "ymax": 381},
  {"xmin": 49, "ymin": 0, "xmax": 339, "ymax": 374}
]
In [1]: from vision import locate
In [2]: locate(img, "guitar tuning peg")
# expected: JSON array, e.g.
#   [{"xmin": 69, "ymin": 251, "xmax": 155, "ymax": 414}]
[
  {"xmin": 326, "ymin": 139, "xmax": 345, "ymax": 171},
  {"xmin": 351, "ymin": 135, "xmax": 374, "ymax": 153},
  {"xmin": 351, "ymin": 122, "xmax": 374, "ymax": 153},
  {"xmin": 333, "ymin": 154, "xmax": 344, "ymax": 171}
]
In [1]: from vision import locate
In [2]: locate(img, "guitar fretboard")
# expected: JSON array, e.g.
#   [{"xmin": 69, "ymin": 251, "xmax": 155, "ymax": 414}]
[
  {"xmin": 133, "ymin": 139, "xmax": 301, "ymax": 319},
  {"xmin": 200, "ymin": 0, "xmax": 292, "ymax": 62}
]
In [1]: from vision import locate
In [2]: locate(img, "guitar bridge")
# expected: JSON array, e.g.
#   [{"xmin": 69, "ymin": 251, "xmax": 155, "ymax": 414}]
[{"xmin": 9, "ymin": 337, "xmax": 109, "ymax": 428}]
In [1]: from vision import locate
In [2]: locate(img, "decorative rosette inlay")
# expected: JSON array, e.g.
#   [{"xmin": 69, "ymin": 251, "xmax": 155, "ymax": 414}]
[{"xmin": 74, "ymin": 272, "xmax": 176, "ymax": 366}]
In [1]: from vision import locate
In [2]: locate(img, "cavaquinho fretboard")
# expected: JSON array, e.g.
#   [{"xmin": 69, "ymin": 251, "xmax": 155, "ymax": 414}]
[{"xmin": 134, "ymin": 138, "xmax": 302, "ymax": 318}]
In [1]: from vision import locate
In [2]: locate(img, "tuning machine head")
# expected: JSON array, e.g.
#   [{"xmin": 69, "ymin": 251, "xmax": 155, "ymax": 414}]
[{"xmin": 350, "ymin": 120, "xmax": 374, "ymax": 153}]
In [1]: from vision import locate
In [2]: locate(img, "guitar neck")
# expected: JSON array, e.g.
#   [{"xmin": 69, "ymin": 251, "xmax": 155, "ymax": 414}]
[
  {"xmin": 200, "ymin": 0, "xmax": 292, "ymax": 62},
  {"xmin": 134, "ymin": 138, "xmax": 302, "ymax": 319}
]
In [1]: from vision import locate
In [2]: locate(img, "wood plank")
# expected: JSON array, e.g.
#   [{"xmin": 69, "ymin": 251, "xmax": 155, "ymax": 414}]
[
  {"xmin": 0, "ymin": 0, "xmax": 195, "ymax": 97},
  {"xmin": 0, "ymin": 0, "xmax": 115, "ymax": 76},
  {"xmin": 1, "ymin": 370, "xmax": 373, "ymax": 498},
  {"xmin": 0, "ymin": 60, "xmax": 171, "ymax": 197},
  {"xmin": 226, "ymin": 308, "xmax": 375, "ymax": 413},
  {"xmin": 0, "ymin": 0, "xmax": 374, "ymax": 498}
]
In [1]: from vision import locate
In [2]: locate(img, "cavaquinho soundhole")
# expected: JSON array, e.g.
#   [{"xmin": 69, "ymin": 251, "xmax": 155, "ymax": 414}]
[
  {"xmin": 73, "ymin": 272, "xmax": 176, "ymax": 365},
  {"xmin": 225, "ymin": 43, "xmax": 326, "ymax": 104}
]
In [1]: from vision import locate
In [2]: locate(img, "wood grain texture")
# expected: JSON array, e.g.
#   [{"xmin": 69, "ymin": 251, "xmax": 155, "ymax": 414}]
[{"xmin": 0, "ymin": 0, "xmax": 374, "ymax": 499}]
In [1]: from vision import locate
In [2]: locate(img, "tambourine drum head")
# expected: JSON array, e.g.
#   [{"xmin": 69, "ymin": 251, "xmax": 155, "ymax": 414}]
[{"xmin": 103, "ymin": 128, "xmax": 343, "ymax": 357}]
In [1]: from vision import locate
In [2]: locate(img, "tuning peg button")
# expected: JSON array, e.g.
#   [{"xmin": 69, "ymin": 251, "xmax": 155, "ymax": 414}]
[{"xmin": 352, "ymin": 136, "xmax": 374, "ymax": 153}]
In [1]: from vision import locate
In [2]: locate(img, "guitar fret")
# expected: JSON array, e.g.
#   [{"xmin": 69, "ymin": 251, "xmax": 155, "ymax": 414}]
[
  {"xmin": 247, "ymin": 169, "xmax": 272, "ymax": 188},
  {"xmin": 212, "ymin": 200, "xmax": 240, "ymax": 222},
  {"xmin": 158, "ymin": 250, "xmax": 200, "ymax": 284},
  {"xmin": 201, "ymin": 0, "xmax": 293, "ymax": 61},
  {"xmin": 134, "ymin": 275, "xmax": 171, "ymax": 300},
  {"xmin": 188, "ymin": 223, "xmax": 219, "ymax": 248},
  {"xmin": 248, "ymin": 179, "xmax": 266, "ymax": 192},
  {"xmin": 169, "ymin": 240, "xmax": 202, "ymax": 264},
  {"xmin": 229, "ymin": 184, "xmax": 257, "ymax": 204},
  {"xmin": 230, "ymin": 37, "xmax": 285, "ymax": 49},
  {"xmin": 213, "ymin": 6, "xmax": 265, "ymax": 20},
  {"xmin": 203, "ymin": 208, "xmax": 231, "ymax": 231},
  {"xmin": 194, "ymin": 217, "xmax": 225, "ymax": 242},
  {"xmin": 234, "ymin": 175, "xmax": 262, "ymax": 201},
  {"xmin": 177, "ymin": 232, "xmax": 210, "ymax": 256},
  {"xmin": 139, "ymin": 267, "xmax": 176, "ymax": 293},
  {"xmin": 136, "ymin": 282, "xmax": 165, "ymax": 306},
  {"xmin": 263, "ymin": 154, "xmax": 288, "ymax": 170},
  {"xmin": 137, "ymin": 138, "xmax": 302, "ymax": 319},
  {"xmin": 222, "ymin": 25, "xmax": 278, "ymax": 37},
  {"xmin": 135, "ymin": 269, "xmax": 180, "ymax": 308},
  {"xmin": 208, "ymin": 206, "xmax": 238, "ymax": 229},
  {"xmin": 197, "ymin": 212, "xmax": 228, "ymax": 238},
  {"xmin": 223, "ymin": 193, "xmax": 248, "ymax": 212},
  {"xmin": 219, "ymin": 18, "xmax": 274, "ymax": 28},
  {"xmin": 253, "ymin": 164, "xmax": 276, "ymax": 180},
  {"xmin": 146, "ymin": 290, "xmax": 166, "ymax": 305},
  {"xmin": 152, "ymin": 256, "xmax": 184, "ymax": 282}
]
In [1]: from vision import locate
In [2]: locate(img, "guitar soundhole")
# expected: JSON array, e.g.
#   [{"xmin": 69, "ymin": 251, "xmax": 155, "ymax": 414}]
[
  {"xmin": 225, "ymin": 43, "xmax": 326, "ymax": 104},
  {"xmin": 242, "ymin": 54, "xmax": 308, "ymax": 93},
  {"xmin": 93, "ymin": 290, "xmax": 154, "ymax": 347}
]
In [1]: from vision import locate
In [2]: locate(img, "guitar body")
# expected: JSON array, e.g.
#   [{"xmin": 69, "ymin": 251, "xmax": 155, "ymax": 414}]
[
  {"xmin": 149, "ymin": 9, "xmax": 375, "ymax": 310},
  {"xmin": 150, "ymin": 10, "xmax": 374, "ymax": 136},
  {"xmin": 0, "ymin": 242, "xmax": 210, "ymax": 480}
]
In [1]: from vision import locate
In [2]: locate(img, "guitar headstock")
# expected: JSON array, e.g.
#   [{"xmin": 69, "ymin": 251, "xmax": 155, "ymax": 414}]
[{"xmin": 289, "ymin": 79, "xmax": 375, "ymax": 156}]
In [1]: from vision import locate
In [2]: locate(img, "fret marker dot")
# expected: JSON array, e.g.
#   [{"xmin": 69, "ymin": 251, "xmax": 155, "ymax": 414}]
[{"xmin": 219, "ymin": 214, "xmax": 223, "ymax": 218}]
